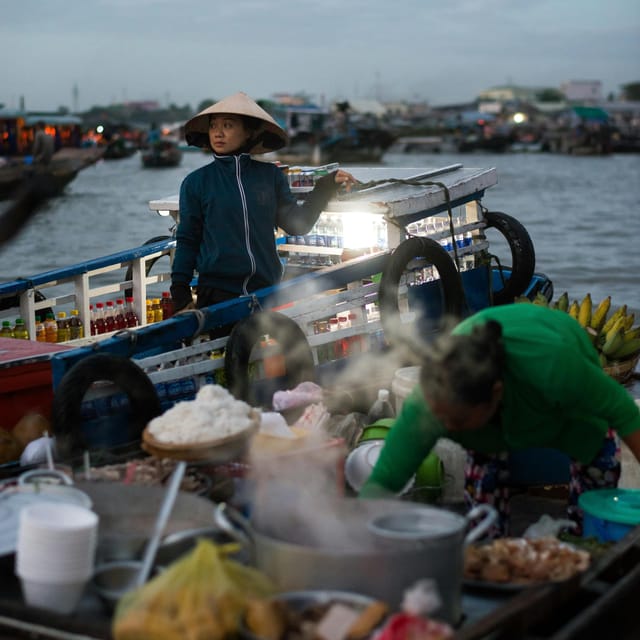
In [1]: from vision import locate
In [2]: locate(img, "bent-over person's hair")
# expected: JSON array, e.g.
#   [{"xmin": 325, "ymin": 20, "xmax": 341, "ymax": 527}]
[{"xmin": 420, "ymin": 320, "xmax": 505, "ymax": 406}]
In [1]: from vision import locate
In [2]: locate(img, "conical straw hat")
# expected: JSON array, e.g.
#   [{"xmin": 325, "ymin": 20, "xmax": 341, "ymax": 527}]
[{"xmin": 184, "ymin": 92, "xmax": 288, "ymax": 154}]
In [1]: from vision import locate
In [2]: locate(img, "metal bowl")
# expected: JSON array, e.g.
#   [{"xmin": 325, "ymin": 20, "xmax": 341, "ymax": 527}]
[
  {"xmin": 344, "ymin": 441, "xmax": 414, "ymax": 494},
  {"xmin": 91, "ymin": 560, "xmax": 145, "ymax": 611}
]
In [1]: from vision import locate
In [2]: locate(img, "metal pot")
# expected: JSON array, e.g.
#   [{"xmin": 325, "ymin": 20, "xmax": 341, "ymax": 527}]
[{"xmin": 214, "ymin": 498, "xmax": 496, "ymax": 625}]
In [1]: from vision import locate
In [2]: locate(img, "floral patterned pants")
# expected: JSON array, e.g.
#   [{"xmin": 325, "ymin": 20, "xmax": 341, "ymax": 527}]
[{"xmin": 464, "ymin": 429, "xmax": 621, "ymax": 537}]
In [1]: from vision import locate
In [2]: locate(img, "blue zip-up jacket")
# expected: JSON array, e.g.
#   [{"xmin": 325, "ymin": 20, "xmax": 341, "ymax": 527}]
[{"xmin": 171, "ymin": 153, "xmax": 338, "ymax": 296}]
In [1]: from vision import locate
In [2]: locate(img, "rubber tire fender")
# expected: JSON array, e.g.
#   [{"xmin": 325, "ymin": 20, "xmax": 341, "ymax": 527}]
[
  {"xmin": 0, "ymin": 289, "xmax": 53, "ymax": 321},
  {"xmin": 378, "ymin": 236, "xmax": 466, "ymax": 341},
  {"xmin": 51, "ymin": 353, "xmax": 162, "ymax": 456},
  {"xmin": 224, "ymin": 311, "xmax": 316, "ymax": 405},
  {"xmin": 124, "ymin": 235, "xmax": 172, "ymax": 299},
  {"xmin": 484, "ymin": 211, "xmax": 536, "ymax": 305}
]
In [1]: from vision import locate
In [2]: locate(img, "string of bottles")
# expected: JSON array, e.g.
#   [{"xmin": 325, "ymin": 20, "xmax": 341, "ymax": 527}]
[
  {"xmin": 145, "ymin": 291, "xmax": 174, "ymax": 324},
  {"xmin": 313, "ymin": 309, "xmax": 369, "ymax": 364},
  {"xmin": 90, "ymin": 296, "xmax": 140, "ymax": 336},
  {"xmin": 0, "ymin": 318, "xmax": 30, "ymax": 340},
  {"xmin": 286, "ymin": 212, "xmax": 344, "ymax": 267}
]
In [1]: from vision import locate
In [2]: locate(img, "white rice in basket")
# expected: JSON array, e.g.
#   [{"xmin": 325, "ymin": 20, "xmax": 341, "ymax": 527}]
[{"xmin": 147, "ymin": 384, "xmax": 256, "ymax": 444}]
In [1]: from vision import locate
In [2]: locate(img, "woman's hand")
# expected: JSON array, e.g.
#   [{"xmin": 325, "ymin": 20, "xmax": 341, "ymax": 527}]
[{"xmin": 334, "ymin": 170, "xmax": 358, "ymax": 192}]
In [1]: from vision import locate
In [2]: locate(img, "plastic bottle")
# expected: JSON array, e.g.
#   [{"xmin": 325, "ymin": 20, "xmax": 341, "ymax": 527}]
[
  {"xmin": 260, "ymin": 334, "xmax": 286, "ymax": 378},
  {"xmin": 160, "ymin": 291, "xmax": 174, "ymax": 320},
  {"xmin": 13, "ymin": 318, "xmax": 29, "ymax": 340},
  {"xmin": 104, "ymin": 300, "xmax": 116, "ymax": 332},
  {"xmin": 114, "ymin": 298, "xmax": 127, "ymax": 330},
  {"xmin": 44, "ymin": 313, "xmax": 58, "ymax": 343},
  {"xmin": 125, "ymin": 296, "xmax": 139, "ymax": 328},
  {"xmin": 94, "ymin": 302, "xmax": 107, "ymax": 334},
  {"xmin": 56, "ymin": 311, "xmax": 70, "ymax": 342},
  {"xmin": 1, "ymin": 320, "xmax": 14, "ymax": 338},
  {"xmin": 367, "ymin": 389, "xmax": 395, "ymax": 424},
  {"xmin": 35, "ymin": 316, "xmax": 46, "ymax": 342},
  {"xmin": 146, "ymin": 299, "xmax": 154, "ymax": 324},
  {"xmin": 152, "ymin": 298, "xmax": 163, "ymax": 323},
  {"xmin": 89, "ymin": 304, "xmax": 97, "ymax": 336},
  {"xmin": 68, "ymin": 309, "xmax": 84, "ymax": 340}
]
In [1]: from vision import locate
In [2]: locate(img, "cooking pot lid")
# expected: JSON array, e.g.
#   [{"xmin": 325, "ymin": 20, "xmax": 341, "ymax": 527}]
[
  {"xmin": 578, "ymin": 488, "xmax": 640, "ymax": 526},
  {"xmin": 367, "ymin": 507, "xmax": 464, "ymax": 540}
]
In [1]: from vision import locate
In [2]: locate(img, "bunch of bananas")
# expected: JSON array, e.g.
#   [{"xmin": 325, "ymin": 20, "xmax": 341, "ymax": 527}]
[{"xmin": 517, "ymin": 292, "xmax": 640, "ymax": 367}]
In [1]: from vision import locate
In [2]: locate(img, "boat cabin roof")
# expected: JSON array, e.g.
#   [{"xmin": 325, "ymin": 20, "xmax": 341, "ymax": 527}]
[{"xmin": 148, "ymin": 163, "xmax": 497, "ymax": 225}]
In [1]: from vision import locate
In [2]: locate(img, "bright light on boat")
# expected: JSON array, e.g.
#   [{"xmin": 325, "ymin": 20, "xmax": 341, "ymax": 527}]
[
  {"xmin": 157, "ymin": 210, "xmax": 171, "ymax": 217},
  {"xmin": 512, "ymin": 112, "xmax": 526, "ymax": 124},
  {"xmin": 341, "ymin": 211, "xmax": 386, "ymax": 250},
  {"xmin": 96, "ymin": 125, "xmax": 104, "ymax": 133}
]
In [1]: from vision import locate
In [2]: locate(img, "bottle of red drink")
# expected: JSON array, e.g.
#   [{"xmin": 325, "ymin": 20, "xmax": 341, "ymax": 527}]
[
  {"xmin": 125, "ymin": 296, "xmax": 139, "ymax": 328},
  {"xmin": 114, "ymin": 298, "xmax": 127, "ymax": 330},
  {"xmin": 104, "ymin": 300, "xmax": 116, "ymax": 332},
  {"xmin": 89, "ymin": 304, "xmax": 97, "ymax": 336},
  {"xmin": 95, "ymin": 302, "xmax": 107, "ymax": 334},
  {"xmin": 160, "ymin": 291, "xmax": 174, "ymax": 320}
]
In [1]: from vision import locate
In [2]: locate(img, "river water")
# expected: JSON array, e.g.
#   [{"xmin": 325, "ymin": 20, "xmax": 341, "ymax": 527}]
[{"xmin": 1, "ymin": 148, "xmax": 639, "ymax": 313}]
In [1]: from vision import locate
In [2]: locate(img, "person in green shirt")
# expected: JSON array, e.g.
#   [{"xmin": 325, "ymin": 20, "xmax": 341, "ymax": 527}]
[{"xmin": 360, "ymin": 303, "xmax": 640, "ymax": 536}]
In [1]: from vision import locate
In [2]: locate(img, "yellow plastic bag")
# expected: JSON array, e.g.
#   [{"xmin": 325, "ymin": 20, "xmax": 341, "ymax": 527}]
[{"xmin": 113, "ymin": 539, "xmax": 275, "ymax": 640}]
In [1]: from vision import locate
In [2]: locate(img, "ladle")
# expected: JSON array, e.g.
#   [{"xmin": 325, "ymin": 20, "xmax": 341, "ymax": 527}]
[{"xmin": 134, "ymin": 460, "xmax": 186, "ymax": 587}]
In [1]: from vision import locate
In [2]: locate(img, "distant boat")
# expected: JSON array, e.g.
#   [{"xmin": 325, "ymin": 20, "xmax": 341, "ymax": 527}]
[
  {"xmin": 0, "ymin": 148, "xmax": 104, "ymax": 200},
  {"xmin": 141, "ymin": 140, "xmax": 183, "ymax": 168},
  {"xmin": 102, "ymin": 138, "xmax": 138, "ymax": 160}
]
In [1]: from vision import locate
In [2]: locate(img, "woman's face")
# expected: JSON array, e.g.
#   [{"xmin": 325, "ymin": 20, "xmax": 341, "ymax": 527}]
[{"xmin": 208, "ymin": 115, "xmax": 252, "ymax": 154}]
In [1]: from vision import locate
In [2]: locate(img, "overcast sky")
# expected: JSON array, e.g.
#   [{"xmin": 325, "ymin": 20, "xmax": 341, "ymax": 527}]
[{"xmin": 1, "ymin": 0, "xmax": 638, "ymax": 113}]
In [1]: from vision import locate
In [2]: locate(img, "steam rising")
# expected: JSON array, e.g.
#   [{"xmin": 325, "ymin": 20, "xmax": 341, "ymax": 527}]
[{"xmin": 245, "ymin": 271, "xmax": 464, "ymax": 550}]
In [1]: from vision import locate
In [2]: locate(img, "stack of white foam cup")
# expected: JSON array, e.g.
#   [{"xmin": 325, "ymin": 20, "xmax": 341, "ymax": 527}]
[{"xmin": 15, "ymin": 502, "xmax": 99, "ymax": 614}]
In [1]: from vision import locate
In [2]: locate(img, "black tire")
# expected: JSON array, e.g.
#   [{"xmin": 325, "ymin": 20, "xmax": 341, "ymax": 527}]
[
  {"xmin": 124, "ymin": 235, "xmax": 172, "ymax": 299},
  {"xmin": 0, "ymin": 289, "xmax": 53, "ymax": 321},
  {"xmin": 378, "ymin": 236, "xmax": 466, "ymax": 344},
  {"xmin": 224, "ymin": 311, "xmax": 316, "ymax": 405},
  {"xmin": 52, "ymin": 353, "xmax": 162, "ymax": 456},
  {"xmin": 484, "ymin": 211, "xmax": 536, "ymax": 305}
]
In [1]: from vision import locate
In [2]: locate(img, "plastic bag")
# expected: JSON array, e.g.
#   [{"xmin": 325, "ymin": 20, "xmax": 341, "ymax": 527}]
[
  {"xmin": 112, "ymin": 539, "xmax": 275, "ymax": 640},
  {"xmin": 523, "ymin": 514, "xmax": 578, "ymax": 539}
]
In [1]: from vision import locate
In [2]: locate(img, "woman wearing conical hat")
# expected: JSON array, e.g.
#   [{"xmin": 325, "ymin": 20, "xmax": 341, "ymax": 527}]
[{"xmin": 170, "ymin": 92, "xmax": 357, "ymax": 312}]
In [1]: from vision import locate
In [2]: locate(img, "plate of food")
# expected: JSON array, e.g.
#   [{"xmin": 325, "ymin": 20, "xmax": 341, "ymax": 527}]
[
  {"xmin": 463, "ymin": 536, "xmax": 591, "ymax": 592},
  {"xmin": 141, "ymin": 385, "xmax": 261, "ymax": 463}
]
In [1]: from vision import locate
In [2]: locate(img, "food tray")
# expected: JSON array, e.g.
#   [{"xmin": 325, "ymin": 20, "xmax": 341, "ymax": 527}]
[{"xmin": 141, "ymin": 410, "xmax": 260, "ymax": 463}]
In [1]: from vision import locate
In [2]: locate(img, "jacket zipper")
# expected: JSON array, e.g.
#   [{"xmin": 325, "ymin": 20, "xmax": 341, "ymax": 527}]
[{"xmin": 235, "ymin": 157, "xmax": 256, "ymax": 295}]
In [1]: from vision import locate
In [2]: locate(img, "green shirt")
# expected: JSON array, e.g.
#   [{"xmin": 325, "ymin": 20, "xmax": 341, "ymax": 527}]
[{"xmin": 361, "ymin": 303, "xmax": 640, "ymax": 497}]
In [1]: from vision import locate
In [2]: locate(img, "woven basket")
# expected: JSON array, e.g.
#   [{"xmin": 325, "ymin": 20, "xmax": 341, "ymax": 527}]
[{"xmin": 603, "ymin": 352, "xmax": 640, "ymax": 384}]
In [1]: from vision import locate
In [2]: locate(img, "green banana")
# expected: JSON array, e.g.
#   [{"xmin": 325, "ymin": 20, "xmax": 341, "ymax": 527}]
[
  {"xmin": 623, "ymin": 312, "xmax": 635, "ymax": 332},
  {"xmin": 601, "ymin": 317, "xmax": 626, "ymax": 356},
  {"xmin": 568, "ymin": 300, "xmax": 580, "ymax": 320},
  {"xmin": 578, "ymin": 293, "xmax": 592, "ymax": 328},
  {"xmin": 624, "ymin": 326, "xmax": 640, "ymax": 342},
  {"xmin": 608, "ymin": 338, "xmax": 640, "ymax": 361},
  {"xmin": 602, "ymin": 305, "xmax": 627, "ymax": 334},
  {"xmin": 533, "ymin": 292, "xmax": 549, "ymax": 306},
  {"xmin": 589, "ymin": 295, "xmax": 611, "ymax": 331},
  {"xmin": 556, "ymin": 292, "xmax": 569, "ymax": 313}
]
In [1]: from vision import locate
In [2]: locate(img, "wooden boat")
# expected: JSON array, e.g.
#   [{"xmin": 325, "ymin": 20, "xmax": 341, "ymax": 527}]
[
  {"xmin": 141, "ymin": 139, "xmax": 183, "ymax": 168},
  {"xmin": 0, "ymin": 162, "xmax": 554, "ymax": 446},
  {"xmin": 0, "ymin": 148, "xmax": 104, "ymax": 200}
]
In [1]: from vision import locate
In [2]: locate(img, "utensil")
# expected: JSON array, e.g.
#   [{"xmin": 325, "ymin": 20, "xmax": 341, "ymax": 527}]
[{"xmin": 134, "ymin": 460, "xmax": 186, "ymax": 587}]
